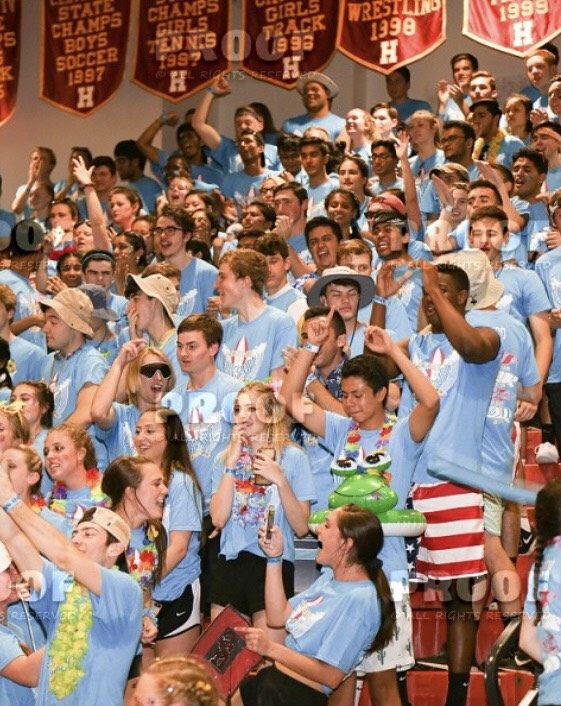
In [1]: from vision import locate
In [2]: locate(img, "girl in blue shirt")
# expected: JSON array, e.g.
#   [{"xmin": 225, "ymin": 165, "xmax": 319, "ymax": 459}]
[
  {"xmin": 134, "ymin": 407, "xmax": 203, "ymax": 659},
  {"xmin": 520, "ymin": 479, "xmax": 561, "ymax": 705},
  {"xmin": 238, "ymin": 504, "xmax": 395, "ymax": 705}
]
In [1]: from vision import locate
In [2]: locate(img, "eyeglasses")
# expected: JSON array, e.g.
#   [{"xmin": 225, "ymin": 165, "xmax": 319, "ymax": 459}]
[
  {"xmin": 139, "ymin": 363, "xmax": 172, "ymax": 379},
  {"xmin": 151, "ymin": 226, "xmax": 183, "ymax": 237},
  {"xmin": 441, "ymin": 135, "xmax": 464, "ymax": 144}
]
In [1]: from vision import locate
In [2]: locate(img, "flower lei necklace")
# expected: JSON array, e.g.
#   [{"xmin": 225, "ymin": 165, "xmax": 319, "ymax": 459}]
[
  {"xmin": 48, "ymin": 579, "xmax": 93, "ymax": 699},
  {"xmin": 126, "ymin": 523, "xmax": 159, "ymax": 590},
  {"xmin": 29, "ymin": 494, "xmax": 47, "ymax": 513},
  {"xmin": 473, "ymin": 128, "xmax": 507, "ymax": 165},
  {"xmin": 344, "ymin": 414, "xmax": 397, "ymax": 478},
  {"xmin": 49, "ymin": 469, "xmax": 106, "ymax": 517}
]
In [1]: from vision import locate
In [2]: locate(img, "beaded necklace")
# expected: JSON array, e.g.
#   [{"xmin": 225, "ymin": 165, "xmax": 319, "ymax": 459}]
[
  {"xmin": 49, "ymin": 469, "xmax": 106, "ymax": 517},
  {"xmin": 48, "ymin": 580, "xmax": 93, "ymax": 699}
]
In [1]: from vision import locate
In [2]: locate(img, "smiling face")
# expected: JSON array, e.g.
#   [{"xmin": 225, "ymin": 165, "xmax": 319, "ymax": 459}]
[
  {"xmin": 215, "ymin": 262, "xmax": 247, "ymax": 309},
  {"xmin": 154, "ymin": 215, "xmax": 188, "ymax": 259},
  {"xmin": 58, "ymin": 255, "xmax": 83, "ymax": 288},
  {"xmin": 512, "ymin": 157, "xmax": 545, "ymax": 200},
  {"xmin": 129, "ymin": 461, "xmax": 168, "ymax": 521},
  {"xmin": 44, "ymin": 430, "xmax": 86, "ymax": 484},
  {"xmin": 422, "ymin": 271, "xmax": 466, "ymax": 332},
  {"xmin": 346, "ymin": 109, "xmax": 368, "ymax": 135},
  {"xmin": 71, "ymin": 522, "xmax": 112, "ymax": 565},
  {"xmin": 526, "ymin": 55, "xmax": 555, "ymax": 92},
  {"xmin": 307, "ymin": 225, "xmax": 339, "ymax": 272},
  {"xmin": 326, "ymin": 192, "xmax": 356, "ymax": 228},
  {"xmin": 452, "ymin": 58, "xmax": 474, "ymax": 91},
  {"xmin": 549, "ymin": 79, "xmax": 561, "ymax": 117},
  {"xmin": 303, "ymin": 81, "xmax": 329, "ymax": 113},
  {"xmin": 166, "ymin": 177, "xmax": 191, "ymax": 208},
  {"xmin": 134, "ymin": 412, "xmax": 168, "ymax": 467}
]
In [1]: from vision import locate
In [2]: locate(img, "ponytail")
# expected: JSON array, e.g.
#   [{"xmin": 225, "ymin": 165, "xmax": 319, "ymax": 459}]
[{"xmin": 368, "ymin": 558, "xmax": 396, "ymax": 652}]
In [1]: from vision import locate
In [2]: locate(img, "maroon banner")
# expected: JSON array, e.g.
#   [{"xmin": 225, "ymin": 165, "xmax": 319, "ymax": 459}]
[
  {"xmin": 40, "ymin": 0, "xmax": 130, "ymax": 117},
  {"xmin": 337, "ymin": 0, "xmax": 446, "ymax": 75},
  {"xmin": 133, "ymin": 0, "xmax": 231, "ymax": 102},
  {"xmin": 0, "ymin": 0, "xmax": 20, "ymax": 127},
  {"xmin": 240, "ymin": 0, "xmax": 338, "ymax": 90},
  {"xmin": 463, "ymin": 0, "xmax": 561, "ymax": 57}
]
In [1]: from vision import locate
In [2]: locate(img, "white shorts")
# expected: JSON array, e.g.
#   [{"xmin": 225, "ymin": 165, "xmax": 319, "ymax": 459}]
[{"xmin": 356, "ymin": 575, "xmax": 414, "ymax": 674}]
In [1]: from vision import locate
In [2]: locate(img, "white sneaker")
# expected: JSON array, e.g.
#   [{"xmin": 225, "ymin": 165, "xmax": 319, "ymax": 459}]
[{"xmin": 535, "ymin": 442, "xmax": 560, "ymax": 464}]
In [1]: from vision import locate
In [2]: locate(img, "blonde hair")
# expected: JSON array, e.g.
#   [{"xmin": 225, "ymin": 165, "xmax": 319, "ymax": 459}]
[
  {"xmin": 144, "ymin": 656, "xmax": 218, "ymax": 706},
  {"xmin": 13, "ymin": 444, "xmax": 43, "ymax": 495},
  {"xmin": 0, "ymin": 408, "xmax": 30, "ymax": 446},
  {"xmin": 46, "ymin": 423, "xmax": 96, "ymax": 469},
  {"xmin": 225, "ymin": 382, "xmax": 290, "ymax": 460},
  {"xmin": 125, "ymin": 347, "xmax": 176, "ymax": 406}
]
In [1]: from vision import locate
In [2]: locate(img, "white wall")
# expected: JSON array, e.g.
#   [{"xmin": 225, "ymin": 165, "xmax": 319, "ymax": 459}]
[{"xmin": 1, "ymin": 1, "xmax": 559, "ymax": 205}]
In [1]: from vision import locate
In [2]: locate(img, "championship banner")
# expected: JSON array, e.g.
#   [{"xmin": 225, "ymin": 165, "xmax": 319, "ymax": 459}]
[
  {"xmin": 40, "ymin": 0, "xmax": 130, "ymax": 117},
  {"xmin": 240, "ymin": 0, "xmax": 338, "ymax": 90},
  {"xmin": 463, "ymin": 0, "xmax": 561, "ymax": 57},
  {"xmin": 337, "ymin": 0, "xmax": 446, "ymax": 75},
  {"xmin": 0, "ymin": 0, "xmax": 20, "ymax": 127},
  {"xmin": 133, "ymin": 0, "xmax": 231, "ymax": 102}
]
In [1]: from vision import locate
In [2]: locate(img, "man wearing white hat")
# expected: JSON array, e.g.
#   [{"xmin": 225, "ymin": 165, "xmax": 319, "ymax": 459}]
[
  {"xmin": 282, "ymin": 72, "xmax": 346, "ymax": 142},
  {"xmin": 0, "ymin": 470, "xmax": 142, "ymax": 706},
  {"xmin": 39, "ymin": 289, "xmax": 108, "ymax": 429}
]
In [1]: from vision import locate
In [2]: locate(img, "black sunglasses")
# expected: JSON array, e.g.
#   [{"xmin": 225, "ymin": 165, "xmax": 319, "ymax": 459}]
[{"xmin": 139, "ymin": 363, "xmax": 172, "ymax": 379}]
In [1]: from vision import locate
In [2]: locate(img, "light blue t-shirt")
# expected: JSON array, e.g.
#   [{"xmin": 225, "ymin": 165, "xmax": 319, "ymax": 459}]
[
  {"xmin": 216, "ymin": 306, "xmax": 297, "ymax": 381},
  {"xmin": 496, "ymin": 265, "xmax": 551, "ymax": 324},
  {"xmin": 31, "ymin": 559, "xmax": 142, "ymax": 706},
  {"xmin": 358, "ymin": 294, "xmax": 413, "ymax": 341},
  {"xmin": 536, "ymin": 247, "xmax": 561, "ymax": 384},
  {"xmin": 153, "ymin": 470, "xmax": 202, "ymax": 601},
  {"xmin": 178, "ymin": 256, "xmax": 217, "ymax": 316},
  {"xmin": 162, "ymin": 369, "xmax": 243, "ymax": 513},
  {"xmin": 524, "ymin": 540, "xmax": 561, "ymax": 705},
  {"xmin": 285, "ymin": 567, "xmax": 380, "ymax": 695},
  {"xmin": 208, "ymin": 137, "xmax": 280, "ymax": 174},
  {"xmin": 265, "ymin": 284, "xmax": 304, "ymax": 312},
  {"xmin": 480, "ymin": 310, "xmax": 540, "ymax": 479},
  {"xmin": 323, "ymin": 413, "xmax": 424, "ymax": 579},
  {"xmin": 125, "ymin": 175, "xmax": 162, "ymax": 213},
  {"xmin": 282, "ymin": 112, "xmax": 346, "ymax": 142},
  {"xmin": 211, "ymin": 444, "xmax": 315, "ymax": 562},
  {"xmin": 401, "ymin": 310, "xmax": 502, "ymax": 484},
  {"xmin": 40, "ymin": 345, "xmax": 107, "ymax": 425},
  {"xmin": 392, "ymin": 98, "xmax": 433, "ymax": 122},
  {"xmin": 9, "ymin": 335, "xmax": 48, "ymax": 384},
  {"xmin": 0, "ymin": 624, "xmax": 35, "ymax": 705},
  {"xmin": 221, "ymin": 169, "xmax": 279, "ymax": 206},
  {"xmin": 0, "ymin": 270, "xmax": 44, "ymax": 347},
  {"xmin": 94, "ymin": 402, "xmax": 140, "ymax": 464}
]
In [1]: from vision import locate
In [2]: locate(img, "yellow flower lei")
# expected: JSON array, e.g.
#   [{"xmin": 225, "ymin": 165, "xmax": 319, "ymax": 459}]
[
  {"xmin": 48, "ymin": 580, "xmax": 93, "ymax": 700},
  {"xmin": 473, "ymin": 128, "xmax": 507, "ymax": 165}
]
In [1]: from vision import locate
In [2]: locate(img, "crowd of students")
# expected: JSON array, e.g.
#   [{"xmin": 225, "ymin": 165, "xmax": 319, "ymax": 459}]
[{"xmin": 2, "ymin": 42, "xmax": 561, "ymax": 706}]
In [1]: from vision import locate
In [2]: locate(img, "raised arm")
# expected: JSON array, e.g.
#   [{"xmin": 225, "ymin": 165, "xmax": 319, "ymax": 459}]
[
  {"xmin": 395, "ymin": 132, "xmax": 422, "ymax": 233},
  {"xmin": 421, "ymin": 261, "xmax": 500, "ymax": 363},
  {"xmin": 364, "ymin": 326, "xmax": 439, "ymax": 442},
  {"xmin": 191, "ymin": 74, "xmax": 231, "ymax": 151},
  {"xmin": 11, "ymin": 156, "xmax": 40, "ymax": 214},
  {"xmin": 137, "ymin": 112, "xmax": 179, "ymax": 165},
  {"xmin": 91, "ymin": 339, "xmax": 146, "ymax": 428},
  {"xmin": 73, "ymin": 157, "xmax": 111, "ymax": 251},
  {"xmin": 0, "ymin": 470, "xmax": 104, "ymax": 594}
]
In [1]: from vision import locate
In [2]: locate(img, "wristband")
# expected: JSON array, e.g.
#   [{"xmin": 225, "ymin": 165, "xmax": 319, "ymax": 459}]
[
  {"xmin": 302, "ymin": 342, "xmax": 320, "ymax": 354},
  {"xmin": 267, "ymin": 555, "xmax": 283, "ymax": 563},
  {"xmin": 81, "ymin": 183, "xmax": 94, "ymax": 189},
  {"xmin": 143, "ymin": 607, "xmax": 158, "ymax": 626},
  {"xmin": 442, "ymin": 204, "xmax": 453, "ymax": 214},
  {"xmin": 373, "ymin": 295, "xmax": 387, "ymax": 306},
  {"xmin": 224, "ymin": 467, "xmax": 236, "ymax": 476},
  {"xmin": 207, "ymin": 87, "xmax": 217, "ymax": 96},
  {"xmin": 2, "ymin": 495, "xmax": 22, "ymax": 514}
]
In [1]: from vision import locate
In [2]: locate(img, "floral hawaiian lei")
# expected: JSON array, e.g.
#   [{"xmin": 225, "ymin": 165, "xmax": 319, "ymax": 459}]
[
  {"xmin": 48, "ymin": 579, "xmax": 93, "ymax": 699},
  {"xmin": 473, "ymin": 128, "xmax": 507, "ymax": 165},
  {"xmin": 344, "ymin": 415, "xmax": 397, "ymax": 477},
  {"xmin": 29, "ymin": 494, "xmax": 47, "ymax": 513},
  {"xmin": 49, "ymin": 469, "xmax": 106, "ymax": 517},
  {"xmin": 126, "ymin": 523, "xmax": 159, "ymax": 590}
]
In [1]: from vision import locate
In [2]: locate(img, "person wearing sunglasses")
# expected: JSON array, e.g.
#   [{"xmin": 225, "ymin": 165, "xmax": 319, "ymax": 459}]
[
  {"xmin": 92, "ymin": 340, "xmax": 176, "ymax": 462},
  {"xmin": 123, "ymin": 273, "xmax": 186, "ymax": 385}
]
